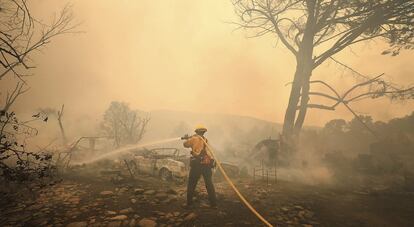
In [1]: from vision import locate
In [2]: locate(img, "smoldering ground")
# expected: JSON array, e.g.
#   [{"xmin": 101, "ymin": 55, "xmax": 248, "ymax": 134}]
[{"xmin": 2, "ymin": 110, "xmax": 414, "ymax": 227}]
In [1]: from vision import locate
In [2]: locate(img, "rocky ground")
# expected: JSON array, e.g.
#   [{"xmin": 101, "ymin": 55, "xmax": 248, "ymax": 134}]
[{"xmin": 1, "ymin": 167, "xmax": 414, "ymax": 227}]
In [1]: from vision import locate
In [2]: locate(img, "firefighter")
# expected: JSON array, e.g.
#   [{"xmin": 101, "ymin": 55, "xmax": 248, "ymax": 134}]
[{"xmin": 181, "ymin": 124, "xmax": 217, "ymax": 208}]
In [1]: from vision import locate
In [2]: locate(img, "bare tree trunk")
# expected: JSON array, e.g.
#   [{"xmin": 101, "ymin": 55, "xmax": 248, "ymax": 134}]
[
  {"xmin": 114, "ymin": 127, "xmax": 120, "ymax": 148},
  {"xmin": 282, "ymin": 3, "xmax": 315, "ymax": 146},
  {"xmin": 57, "ymin": 105, "xmax": 67, "ymax": 145},
  {"xmin": 282, "ymin": 69, "xmax": 303, "ymax": 139},
  {"xmin": 282, "ymin": 56, "xmax": 313, "ymax": 143},
  {"xmin": 293, "ymin": 59, "xmax": 313, "ymax": 135},
  {"xmin": 294, "ymin": 79, "xmax": 310, "ymax": 134}
]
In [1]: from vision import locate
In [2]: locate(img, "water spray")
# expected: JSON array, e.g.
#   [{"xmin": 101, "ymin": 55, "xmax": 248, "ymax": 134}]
[{"xmin": 75, "ymin": 137, "xmax": 181, "ymax": 165}]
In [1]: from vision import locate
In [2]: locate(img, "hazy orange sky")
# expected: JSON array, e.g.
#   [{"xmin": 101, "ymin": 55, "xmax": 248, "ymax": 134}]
[{"xmin": 3, "ymin": 0, "xmax": 414, "ymax": 126}]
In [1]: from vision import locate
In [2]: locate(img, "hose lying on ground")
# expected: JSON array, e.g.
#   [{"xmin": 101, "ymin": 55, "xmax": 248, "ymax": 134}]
[{"xmin": 198, "ymin": 136, "xmax": 274, "ymax": 227}]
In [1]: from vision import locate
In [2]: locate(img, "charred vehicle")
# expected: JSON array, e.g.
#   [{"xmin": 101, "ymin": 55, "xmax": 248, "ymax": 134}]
[
  {"xmin": 127, "ymin": 148, "xmax": 189, "ymax": 181},
  {"xmin": 125, "ymin": 147, "xmax": 240, "ymax": 182}
]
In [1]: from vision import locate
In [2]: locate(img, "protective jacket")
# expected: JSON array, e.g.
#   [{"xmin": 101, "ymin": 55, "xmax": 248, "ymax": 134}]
[
  {"xmin": 183, "ymin": 135, "xmax": 209, "ymax": 157},
  {"xmin": 183, "ymin": 135, "xmax": 214, "ymax": 166}
]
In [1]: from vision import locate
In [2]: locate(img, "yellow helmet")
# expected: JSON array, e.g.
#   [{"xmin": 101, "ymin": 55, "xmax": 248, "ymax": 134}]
[{"xmin": 194, "ymin": 124, "xmax": 207, "ymax": 133}]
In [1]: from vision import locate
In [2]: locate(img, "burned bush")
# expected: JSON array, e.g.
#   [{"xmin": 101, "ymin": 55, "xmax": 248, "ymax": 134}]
[{"xmin": 0, "ymin": 112, "xmax": 55, "ymax": 185}]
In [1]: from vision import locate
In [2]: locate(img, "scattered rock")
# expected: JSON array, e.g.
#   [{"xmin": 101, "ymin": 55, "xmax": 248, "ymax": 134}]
[
  {"xmin": 199, "ymin": 203, "xmax": 210, "ymax": 208},
  {"xmin": 168, "ymin": 195, "xmax": 178, "ymax": 200},
  {"xmin": 119, "ymin": 187, "xmax": 129, "ymax": 193},
  {"xmin": 65, "ymin": 211, "xmax": 81, "ymax": 218},
  {"xmin": 66, "ymin": 221, "xmax": 87, "ymax": 227},
  {"xmin": 67, "ymin": 197, "xmax": 80, "ymax": 204},
  {"xmin": 176, "ymin": 218, "xmax": 183, "ymax": 224},
  {"xmin": 120, "ymin": 208, "xmax": 134, "ymax": 214},
  {"xmin": 106, "ymin": 211, "xmax": 117, "ymax": 215},
  {"xmin": 144, "ymin": 190, "xmax": 156, "ymax": 195},
  {"xmin": 28, "ymin": 204, "xmax": 43, "ymax": 210},
  {"xmin": 217, "ymin": 211, "xmax": 226, "ymax": 218},
  {"xmin": 155, "ymin": 192, "xmax": 168, "ymax": 200},
  {"xmin": 166, "ymin": 189, "xmax": 178, "ymax": 195},
  {"xmin": 298, "ymin": 210, "xmax": 306, "ymax": 220},
  {"xmin": 184, "ymin": 212, "xmax": 197, "ymax": 222},
  {"xmin": 153, "ymin": 211, "xmax": 165, "ymax": 216},
  {"xmin": 100, "ymin": 191, "xmax": 114, "ymax": 196},
  {"xmin": 109, "ymin": 215, "xmax": 128, "ymax": 221},
  {"xmin": 138, "ymin": 218, "xmax": 157, "ymax": 227},
  {"xmin": 129, "ymin": 219, "xmax": 136, "ymax": 227},
  {"xmin": 122, "ymin": 220, "xmax": 130, "ymax": 226},
  {"xmin": 134, "ymin": 188, "xmax": 145, "ymax": 195},
  {"xmin": 161, "ymin": 198, "xmax": 172, "ymax": 204},
  {"xmin": 294, "ymin": 205, "xmax": 305, "ymax": 210},
  {"xmin": 305, "ymin": 210, "xmax": 315, "ymax": 218},
  {"xmin": 89, "ymin": 218, "xmax": 96, "ymax": 224},
  {"xmin": 107, "ymin": 221, "xmax": 122, "ymax": 227},
  {"xmin": 130, "ymin": 198, "xmax": 137, "ymax": 204}
]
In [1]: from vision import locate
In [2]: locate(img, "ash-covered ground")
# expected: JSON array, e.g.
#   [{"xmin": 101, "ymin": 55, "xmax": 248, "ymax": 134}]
[{"xmin": 1, "ymin": 161, "xmax": 414, "ymax": 227}]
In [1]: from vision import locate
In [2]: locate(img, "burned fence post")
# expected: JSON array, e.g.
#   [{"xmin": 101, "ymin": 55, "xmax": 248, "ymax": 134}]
[
  {"xmin": 266, "ymin": 169, "xmax": 269, "ymax": 186},
  {"xmin": 261, "ymin": 160, "xmax": 264, "ymax": 181},
  {"xmin": 274, "ymin": 166, "xmax": 277, "ymax": 184},
  {"xmin": 253, "ymin": 167, "xmax": 256, "ymax": 183}
]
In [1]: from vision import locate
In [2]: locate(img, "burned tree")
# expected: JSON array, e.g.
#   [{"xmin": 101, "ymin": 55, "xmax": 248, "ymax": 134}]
[
  {"xmin": 57, "ymin": 105, "xmax": 67, "ymax": 144},
  {"xmin": 0, "ymin": 1, "xmax": 76, "ymax": 184},
  {"xmin": 1, "ymin": 82, "xmax": 29, "ymax": 114},
  {"xmin": 100, "ymin": 101, "xmax": 150, "ymax": 147},
  {"xmin": 0, "ymin": 1, "xmax": 76, "ymax": 82},
  {"xmin": 38, "ymin": 104, "xmax": 68, "ymax": 145},
  {"xmin": 1, "ymin": 0, "xmax": 76, "ymax": 117},
  {"xmin": 306, "ymin": 73, "xmax": 414, "ymax": 138},
  {"xmin": 233, "ymin": 0, "xmax": 414, "ymax": 143}
]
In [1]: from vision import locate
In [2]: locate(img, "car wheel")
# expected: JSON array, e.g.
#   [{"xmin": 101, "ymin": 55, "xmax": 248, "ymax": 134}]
[{"xmin": 159, "ymin": 168, "xmax": 172, "ymax": 181}]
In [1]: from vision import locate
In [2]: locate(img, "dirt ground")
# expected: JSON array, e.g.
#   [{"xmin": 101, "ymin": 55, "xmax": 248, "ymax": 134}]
[{"xmin": 1, "ymin": 167, "xmax": 414, "ymax": 227}]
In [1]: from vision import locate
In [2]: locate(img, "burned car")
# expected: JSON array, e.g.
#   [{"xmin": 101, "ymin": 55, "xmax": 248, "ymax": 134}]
[
  {"xmin": 125, "ymin": 147, "xmax": 240, "ymax": 182},
  {"xmin": 126, "ymin": 148, "xmax": 189, "ymax": 181}
]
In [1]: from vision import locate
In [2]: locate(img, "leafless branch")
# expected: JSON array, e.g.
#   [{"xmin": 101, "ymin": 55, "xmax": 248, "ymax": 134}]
[
  {"xmin": 0, "ymin": 1, "xmax": 78, "ymax": 81},
  {"xmin": 1, "ymin": 82, "xmax": 29, "ymax": 113}
]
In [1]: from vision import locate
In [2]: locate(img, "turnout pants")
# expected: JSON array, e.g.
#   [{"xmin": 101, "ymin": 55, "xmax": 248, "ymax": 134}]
[{"xmin": 187, "ymin": 160, "xmax": 217, "ymax": 206}]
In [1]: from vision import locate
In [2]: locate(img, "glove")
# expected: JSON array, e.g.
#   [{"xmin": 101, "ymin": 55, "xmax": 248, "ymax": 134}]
[{"xmin": 181, "ymin": 134, "xmax": 190, "ymax": 140}]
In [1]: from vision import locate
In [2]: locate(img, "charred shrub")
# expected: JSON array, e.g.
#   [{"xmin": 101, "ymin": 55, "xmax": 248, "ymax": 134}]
[{"xmin": 0, "ymin": 112, "xmax": 55, "ymax": 186}]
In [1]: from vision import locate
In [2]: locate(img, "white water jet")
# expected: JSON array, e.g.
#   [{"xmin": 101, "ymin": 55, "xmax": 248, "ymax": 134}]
[{"xmin": 75, "ymin": 137, "xmax": 181, "ymax": 165}]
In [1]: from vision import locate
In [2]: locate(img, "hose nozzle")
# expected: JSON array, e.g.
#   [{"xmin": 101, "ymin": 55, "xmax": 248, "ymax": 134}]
[{"xmin": 181, "ymin": 134, "xmax": 190, "ymax": 140}]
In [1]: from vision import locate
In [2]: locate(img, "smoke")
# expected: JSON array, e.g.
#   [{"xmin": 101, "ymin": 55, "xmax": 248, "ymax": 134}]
[
  {"xmin": 276, "ymin": 151, "xmax": 334, "ymax": 186},
  {"xmin": 6, "ymin": 0, "xmax": 412, "ymax": 128}
]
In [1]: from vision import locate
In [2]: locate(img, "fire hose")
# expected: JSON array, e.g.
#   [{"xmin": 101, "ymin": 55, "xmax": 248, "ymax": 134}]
[{"xmin": 197, "ymin": 136, "xmax": 274, "ymax": 227}]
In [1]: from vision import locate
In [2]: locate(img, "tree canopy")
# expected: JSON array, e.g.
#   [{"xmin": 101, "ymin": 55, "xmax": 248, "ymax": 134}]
[
  {"xmin": 100, "ymin": 101, "xmax": 150, "ymax": 147},
  {"xmin": 233, "ymin": 0, "xmax": 414, "ymax": 141}
]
